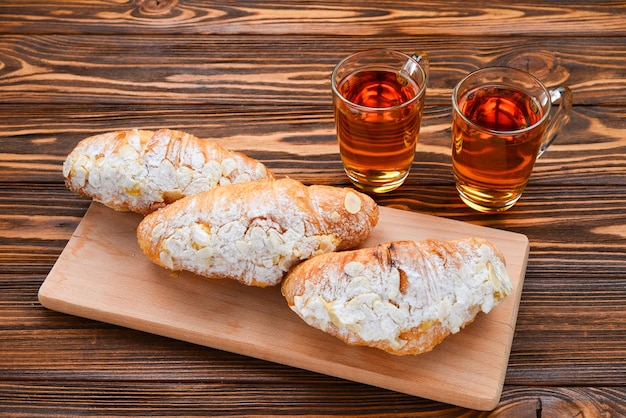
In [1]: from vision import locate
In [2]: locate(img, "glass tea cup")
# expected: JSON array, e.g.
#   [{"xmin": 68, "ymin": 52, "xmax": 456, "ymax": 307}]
[
  {"xmin": 451, "ymin": 67, "xmax": 573, "ymax": 213},
  {"xmin": 332, "ymin": 49, "xmax": 429, "ymax": 193}
]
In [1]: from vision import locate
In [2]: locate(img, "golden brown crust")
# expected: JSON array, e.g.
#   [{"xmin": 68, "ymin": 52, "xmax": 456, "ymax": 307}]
[
  {"xmin": 63, "ymin": 128, "xmax": 274, "ymax": 215},
  {"xmin": 282, "ymin": 238, "xmax": 512, "ymax": 355},
  {"xmin": 137, "ymin": 178, "xmax": 379, "ymax": 287}
]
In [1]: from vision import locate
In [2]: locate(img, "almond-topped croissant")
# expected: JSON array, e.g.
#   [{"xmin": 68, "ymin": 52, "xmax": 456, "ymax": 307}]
[
  {"xmin": 63, "ymin": 129, "xmax": 274, "ymax": 215},
  {"xmin": 137, "ymin": 178, "xmax": 379, "ymax": 287},
  {"xmin": 282, "ymin": 238, "xmax": 513, "ymax": 355}
]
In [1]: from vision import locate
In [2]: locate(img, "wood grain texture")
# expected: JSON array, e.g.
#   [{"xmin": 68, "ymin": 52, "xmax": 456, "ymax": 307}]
[
  {"xmin": 1, "ymin": 380, "xmax": 625, "ymax": 417},
  {"xmin": 0, "ymin": 35, "xmax": 624, "ymax": 105},
  {"xmin": 1, "ymin": 0, "xmax": 625, "ymax": 415},
  {"xmin": 1, "ymin": 104, "xmax": 624, "ymax": 186},
  {"xmin": 0, "ymin": 1, "xmax": 624, "ymax": 36}
]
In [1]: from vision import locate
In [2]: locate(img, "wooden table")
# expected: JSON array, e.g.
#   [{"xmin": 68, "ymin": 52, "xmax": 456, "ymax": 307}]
[{"xmin": 1, "ymin": 1, "xmax": 625, "ymax": 416}]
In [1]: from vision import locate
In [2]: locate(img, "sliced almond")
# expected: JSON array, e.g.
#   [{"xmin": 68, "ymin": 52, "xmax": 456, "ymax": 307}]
[{"xmin": 343, "ymin": 191, "xmax": 362, "ymax": 214}]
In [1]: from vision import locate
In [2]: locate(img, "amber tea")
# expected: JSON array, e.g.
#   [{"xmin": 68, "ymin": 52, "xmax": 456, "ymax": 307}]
[
  {"xmin": 451, "ymin": 67, "xmax": 573, "ymax": 213},
  {"xmin": 336, "ymin": 69, "xmax": 422, "ymax": 192},
  {"xmin": 332, "ymin": 50, "xmax": 428, "ymax": 193},
  {"xmin": 453, "ymin": 85, "xmax": 545, "ymax": 210},
  {"xmin": 459, "ymin": 85, "xmax": 543, "ymax": 131}
]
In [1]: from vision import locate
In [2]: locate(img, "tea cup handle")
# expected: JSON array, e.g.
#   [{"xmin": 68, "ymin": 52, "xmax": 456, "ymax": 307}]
[
  {"xmin": 538, "ymin": 86, "xmax": 573, "ymax": 157},
  {"xmin": 400, "ymin": 52, "xmax": 429, "ymax": 79},
  {"xmin": 411, "ymin": 52, "xmax": 429, "ymax": 74}
]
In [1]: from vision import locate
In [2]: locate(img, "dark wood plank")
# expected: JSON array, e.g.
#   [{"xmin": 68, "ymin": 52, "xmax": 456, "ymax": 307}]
[
  {"xmin": 0, "ymin": 1, "xmax": 624, "ymax": 36},
  {"xmin": 1, "ymin": 364, "xmax": 626, "ymax": 416},
  {"xmin": 1, "ymin": 104, "xmax": 624, "ymax": 186},
  {"xmin": 0, "ymin": 35, "xmax": 624, "ymax": 105}
]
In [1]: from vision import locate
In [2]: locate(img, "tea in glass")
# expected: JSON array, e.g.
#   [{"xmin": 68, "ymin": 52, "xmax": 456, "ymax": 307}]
[
  {"xmin": 332, "ymin": 49, "xmax": 429, "ymax": 193},
  {"xmin": 451, "ymin": 67, "xmax": 572, "ymax": 212}
]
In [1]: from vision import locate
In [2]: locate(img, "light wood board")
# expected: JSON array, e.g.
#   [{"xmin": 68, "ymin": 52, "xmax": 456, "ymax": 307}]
[{"xmin": 39, "ymin": 202, "xmax": 529, "ymax": 411}]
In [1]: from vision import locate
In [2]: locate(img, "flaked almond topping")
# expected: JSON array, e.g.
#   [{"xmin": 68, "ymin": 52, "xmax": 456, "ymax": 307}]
[
  {"xmin": 343, "ymin": 191, "xmax": 362, "ymax": 214},
  {"xmin": 162, "ymin": 189, "xmax": 184, "ymax": 204},
  {"xmin": 255, "ymin": 163, "xmax": 268, "ymax": 178},
  {"xmin": 221, "ymin": 158, "xmax": 237, "ymax": 176}
]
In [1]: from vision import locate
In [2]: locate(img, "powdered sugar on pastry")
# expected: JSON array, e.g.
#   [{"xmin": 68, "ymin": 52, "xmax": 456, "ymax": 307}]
[
  {"xmin": 137, "ymin": 178, "xmax": 379, "ymax": 287},
  {"xmin": 282, "ymin": 238, "xmax": 513, "ymax": 355},
  {"xmin": 63, "ymin": 129, "xmax": 273, "ymax": 214}
]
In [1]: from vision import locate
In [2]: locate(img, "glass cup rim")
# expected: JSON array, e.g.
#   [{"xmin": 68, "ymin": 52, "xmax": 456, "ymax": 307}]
[
  {"xmin": 331, "ymin": 48, "xmax": 429, "ymax": 112},
  {"xmin": 452, "ymin": 66, "xmax": 552, "ymax": 135}
]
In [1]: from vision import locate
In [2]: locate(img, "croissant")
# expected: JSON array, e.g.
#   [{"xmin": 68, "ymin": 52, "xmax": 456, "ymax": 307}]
[
  {"xmin": 137, "ymin": 178, "xmax": 379, "ymax": 287},
  {"xmin": 63, "ymin": 128, "xmax": 274, "ymax": 215},
  {"xmin": 282, "ymin": 238, "xmax": 513, "ymax": 355}
]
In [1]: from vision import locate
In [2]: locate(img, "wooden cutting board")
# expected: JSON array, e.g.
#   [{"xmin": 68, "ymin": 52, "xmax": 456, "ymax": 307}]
[{"xmin": 39, "ymin": 202, "xmax": 529, "ymax": 411}]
